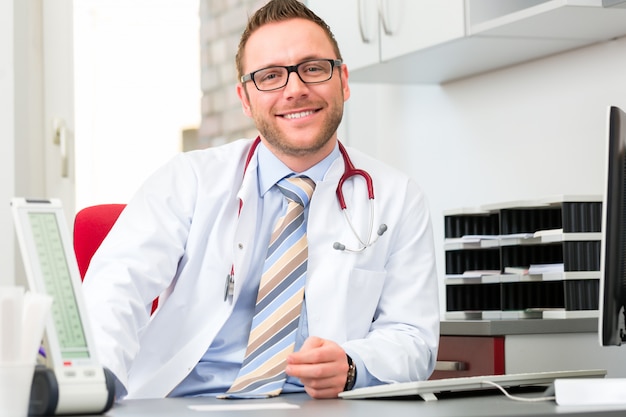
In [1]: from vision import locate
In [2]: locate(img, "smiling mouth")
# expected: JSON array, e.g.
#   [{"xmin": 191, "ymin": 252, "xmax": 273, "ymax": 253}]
[{"xmin": 281, "ymin": 110, "xmax": 317, "ymax": 120}]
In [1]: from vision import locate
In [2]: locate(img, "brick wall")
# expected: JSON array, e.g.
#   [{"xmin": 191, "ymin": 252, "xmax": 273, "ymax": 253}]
[{"xmin": 197, "ymin": 0, "xmax": 267, "ymax": 149}]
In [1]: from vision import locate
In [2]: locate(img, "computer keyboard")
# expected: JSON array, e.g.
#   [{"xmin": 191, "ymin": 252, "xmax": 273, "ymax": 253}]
[{"xmin": 339, "ymin": 369, "xmax": 607, "ymax": 401}]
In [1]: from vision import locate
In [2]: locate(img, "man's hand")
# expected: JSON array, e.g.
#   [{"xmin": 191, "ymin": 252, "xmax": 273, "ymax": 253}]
[{"xmin": 285, "ymin": 336, "xmax": 349, "ymax": 398}]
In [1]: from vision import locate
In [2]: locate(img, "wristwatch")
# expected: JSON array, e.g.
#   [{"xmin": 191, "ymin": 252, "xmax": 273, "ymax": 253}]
[{"xmin": 344, "ymin": 354, "xmax": 357, "ymax": 391}]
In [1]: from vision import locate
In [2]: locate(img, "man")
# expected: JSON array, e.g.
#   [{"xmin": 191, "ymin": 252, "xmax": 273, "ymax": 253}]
[{"xmin": 82, "ymin": 0, "xmax": 439, "ymax": 400}]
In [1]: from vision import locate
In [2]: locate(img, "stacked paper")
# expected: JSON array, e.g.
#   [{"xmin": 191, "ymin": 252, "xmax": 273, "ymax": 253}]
[{"xmin": 0, "ymin": 286, "xmax": 52, "ymax": 365}]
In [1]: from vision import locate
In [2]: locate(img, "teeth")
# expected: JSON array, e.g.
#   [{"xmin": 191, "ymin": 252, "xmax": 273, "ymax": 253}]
[{"xmin": 284, "ymin": 110, "xmax": 313, "ymax": 119}]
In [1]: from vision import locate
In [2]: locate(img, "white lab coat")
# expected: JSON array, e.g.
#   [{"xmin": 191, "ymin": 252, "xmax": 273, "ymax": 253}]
[{"xmin": 82, "ymin": 138, "xmax": 440, "ymax": 399}]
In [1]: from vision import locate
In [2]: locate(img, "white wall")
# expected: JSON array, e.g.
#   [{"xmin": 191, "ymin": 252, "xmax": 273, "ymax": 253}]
[
  {"xmin": 0, "ymin": 0, "xmax": 15, "ymax": 286},
  {"xmin": 1, "ymin": 0, "xmax": 45, "ymax": 287},
  {"xmin": 342, "ymin": 36, "xmax": 626, "ymax": 312}
]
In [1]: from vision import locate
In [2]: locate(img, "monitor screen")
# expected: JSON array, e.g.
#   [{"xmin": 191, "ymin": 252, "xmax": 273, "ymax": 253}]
[{"xmin": 600, "ymin": 105, "xmax": 626, "ymax": 346}]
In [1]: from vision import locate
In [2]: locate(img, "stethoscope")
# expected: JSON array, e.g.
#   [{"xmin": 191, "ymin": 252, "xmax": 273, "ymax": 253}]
[
  {"xmin": 331, "ymin": 141, "xmax": 388, "ymax": 252},
  {"xmin": 224, "ymin": 136, "xmax": 387, "ymax": 300}
]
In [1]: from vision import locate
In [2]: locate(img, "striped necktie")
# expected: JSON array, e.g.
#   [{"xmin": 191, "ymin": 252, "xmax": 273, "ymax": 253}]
[{"xmin": 221, "ymin": 176, "xmax": 316, "ymax": 398}]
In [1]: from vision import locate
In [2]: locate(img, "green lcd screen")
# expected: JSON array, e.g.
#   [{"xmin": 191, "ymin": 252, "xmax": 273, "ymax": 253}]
[{"xmin": 28, "ymin": 212, "xmax": 90, "ymax": 359}]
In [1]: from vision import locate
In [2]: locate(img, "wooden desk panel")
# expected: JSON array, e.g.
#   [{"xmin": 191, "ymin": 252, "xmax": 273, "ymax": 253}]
[{"xmin": 431, "ymin": 336, "xmax": 505, "ymax": 380}]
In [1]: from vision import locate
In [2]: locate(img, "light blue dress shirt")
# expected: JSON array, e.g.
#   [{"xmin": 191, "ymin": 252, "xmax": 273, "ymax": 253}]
[{"xmin": 170, "ymin": 142, "xmax": 354, "ymax": 397}]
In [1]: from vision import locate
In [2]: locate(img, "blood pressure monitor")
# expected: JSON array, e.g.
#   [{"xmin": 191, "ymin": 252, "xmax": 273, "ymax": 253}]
[{"xmin": 11, "ymin": 198, "xmax": 115, "ymax": 415}]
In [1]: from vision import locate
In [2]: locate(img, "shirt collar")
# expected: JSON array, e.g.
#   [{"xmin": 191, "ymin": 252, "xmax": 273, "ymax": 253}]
[{"xmin": 257, "ymin": 141, "xmax": 341, "ymax": 197}]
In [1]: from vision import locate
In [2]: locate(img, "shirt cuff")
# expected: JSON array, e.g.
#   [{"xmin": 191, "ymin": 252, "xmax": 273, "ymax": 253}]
[{"xmin": 343, "ymin": 348, "xmax": 384, "ymax": 390}]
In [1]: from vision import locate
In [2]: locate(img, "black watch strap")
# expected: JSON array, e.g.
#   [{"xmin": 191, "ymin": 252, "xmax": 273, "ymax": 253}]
[{"xmin": 343, "ymin": 354, "xmax": 357, "ymax": 391}]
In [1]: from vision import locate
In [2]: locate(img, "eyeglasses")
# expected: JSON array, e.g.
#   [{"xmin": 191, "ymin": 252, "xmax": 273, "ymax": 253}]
[{"xmin": 241, "ymin": 59, "xmax": 342, "ymax": 92}]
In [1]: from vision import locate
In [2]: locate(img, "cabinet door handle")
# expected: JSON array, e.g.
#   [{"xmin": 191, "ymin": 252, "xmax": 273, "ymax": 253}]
[
  {"xmin": 53, "ymin": 118, "xmax": 69, "ymax": 178},
  {"xmin": 358, "ymin": 0, "xmax": 377, "ymax": 43},
  {"xmin": 379, "ymin": 0, "xmax": 402, "ymax": 36},
  {"xmin": 435, "ymin": 361, "xmax": 468, "ymax": 371}
]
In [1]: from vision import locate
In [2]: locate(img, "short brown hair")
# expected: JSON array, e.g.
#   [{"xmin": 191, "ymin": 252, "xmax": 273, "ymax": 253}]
[{"xmin": 235, "ymin": 0, "xmax": 342, "ymax": 80}]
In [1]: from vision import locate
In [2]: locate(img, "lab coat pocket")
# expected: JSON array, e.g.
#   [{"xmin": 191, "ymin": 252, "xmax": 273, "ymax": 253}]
[{"xmin": 346, "ymin": 268, "xmax": 386, "ymax": 339}]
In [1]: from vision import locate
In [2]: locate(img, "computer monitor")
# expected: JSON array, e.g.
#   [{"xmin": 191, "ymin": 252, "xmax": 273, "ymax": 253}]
[{"xmin": 599, "ymin": 105, "xmax": 626, "ymax": 346}]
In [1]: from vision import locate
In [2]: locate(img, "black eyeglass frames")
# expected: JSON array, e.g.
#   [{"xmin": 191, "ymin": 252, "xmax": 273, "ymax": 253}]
[{"xmin": 241, "ymin": 59, "xmax": 343, "ymax": 92}]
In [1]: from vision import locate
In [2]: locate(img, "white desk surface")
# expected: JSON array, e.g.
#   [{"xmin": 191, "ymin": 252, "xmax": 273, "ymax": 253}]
[{"xmin": 69, "ymin": 393, "xmax": 626, "ymax": 417}]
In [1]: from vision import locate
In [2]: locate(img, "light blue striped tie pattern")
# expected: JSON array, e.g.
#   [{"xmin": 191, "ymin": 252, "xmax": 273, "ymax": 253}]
[{"xmin": 221, "ymin": 176, "xmax": 315, "ymax": 398}]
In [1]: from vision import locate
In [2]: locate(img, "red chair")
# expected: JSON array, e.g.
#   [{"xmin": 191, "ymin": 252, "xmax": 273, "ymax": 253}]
[
  {"xmin": 73, "ymin": 204, "xmax": 158, "ymax": 313},
  {"xmin": 73, "ymin": 204, "xmax": 126, "ymax": 279}
]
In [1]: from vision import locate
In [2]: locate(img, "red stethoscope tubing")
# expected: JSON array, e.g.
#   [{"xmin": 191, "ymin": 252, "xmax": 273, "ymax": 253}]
[
  {"xmin": 336, "ymin": 141, "xmax": 375, "ymax": 209},
  {"xmin": 243, "ymin": 136, "xmax": 375, "ymax": 210}
]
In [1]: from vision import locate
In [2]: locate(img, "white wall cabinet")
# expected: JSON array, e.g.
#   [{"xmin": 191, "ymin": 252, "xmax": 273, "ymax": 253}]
[
  {"xmin": 307, "ymin": 1, "xmax": 465, "ymax": 73},
  {"xmin": 379, "ymin": 1, "xmax": 465, "ymax": 64},
  {"xmin": 309, "ymin": 0, "xmax": 626, "ymax": 84},
  {"xmin": 306, "ymin": 1, "xmax": 378, "ymax": 70}
]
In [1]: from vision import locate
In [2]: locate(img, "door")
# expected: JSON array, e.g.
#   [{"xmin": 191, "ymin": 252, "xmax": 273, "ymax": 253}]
[
  {"xmin": 41, "ymin": 0, "xmax": 200, "ymax": 222},
  {"xmin": 42, "ymin": 0, "xmax": 76, "ymax": 226}
]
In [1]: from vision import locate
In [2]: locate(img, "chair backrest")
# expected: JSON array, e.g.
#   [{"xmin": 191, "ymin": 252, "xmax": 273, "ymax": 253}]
[
  {"xmin": 73, "ymin": 204, "xmax": 126, "ymax": 279},
  {"xmin": 73, "ymin": 203, "xmax": 158, "ymax": 313}
]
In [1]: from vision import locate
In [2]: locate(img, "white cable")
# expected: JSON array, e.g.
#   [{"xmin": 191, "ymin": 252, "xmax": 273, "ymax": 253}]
[{"xmin": 480, "ymin": 380, "xmax": 556, "ymax": 403}]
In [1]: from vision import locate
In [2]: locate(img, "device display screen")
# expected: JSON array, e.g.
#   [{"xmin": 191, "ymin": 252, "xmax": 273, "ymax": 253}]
[{"xmin": 29, "ymin": 212, "xmax": 90, "ymax": 359}]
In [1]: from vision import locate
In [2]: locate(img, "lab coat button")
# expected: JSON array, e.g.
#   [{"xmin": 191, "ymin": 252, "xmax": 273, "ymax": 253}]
[{"xmin": 238, "ymin": 243, "xmax": 243, "ymax": 249}]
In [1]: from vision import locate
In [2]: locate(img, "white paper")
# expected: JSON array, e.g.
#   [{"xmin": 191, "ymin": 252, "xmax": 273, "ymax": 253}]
[
  {"xmin": 528, "ymin": 263, "xmax": 565, "ymax": 274},
  {"xmin": 0, "ymin": 286, "xmax": 24, "ymax": 362},
  {"xmin": 21, "ymin": 292, "xmax": 53, "ymax": 363},
  {"xmin": 188, "ymin": 403, "xmax": 300, "ymax": 411}
]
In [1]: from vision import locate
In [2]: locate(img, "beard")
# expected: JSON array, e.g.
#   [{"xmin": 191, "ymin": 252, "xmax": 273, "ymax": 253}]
[{"xmin": 251, "ymin": 96, "xmax": 344, "ymax": 158}]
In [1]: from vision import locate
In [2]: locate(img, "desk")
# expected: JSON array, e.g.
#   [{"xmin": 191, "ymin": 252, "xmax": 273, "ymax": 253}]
[
  {"xmin": 437, "ymin": 319, "xmax": 626, "ymax": 380},
  {"xmin": 71, "ymin": 393, "xmax": 626, "ymax": 417}
]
